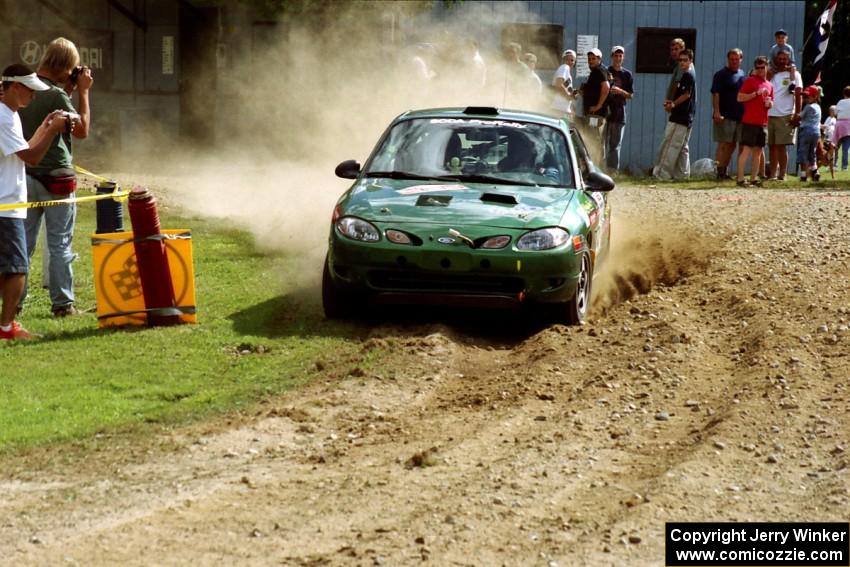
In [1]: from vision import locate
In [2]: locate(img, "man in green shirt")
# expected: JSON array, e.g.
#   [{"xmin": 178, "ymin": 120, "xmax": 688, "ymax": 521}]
[{"xmin": 18, "ymin": 37, "xmax": 92, "ymax": 317}]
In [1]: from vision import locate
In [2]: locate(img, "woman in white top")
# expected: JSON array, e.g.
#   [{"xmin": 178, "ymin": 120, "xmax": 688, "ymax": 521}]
[{"xmin": 833, "ymin": 86, "xmax": 850, "ymax": 170}]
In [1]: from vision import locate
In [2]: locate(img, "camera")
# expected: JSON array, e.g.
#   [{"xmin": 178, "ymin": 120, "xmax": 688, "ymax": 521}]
[
  {"xmin": 69, "ymin": 66, "xmax": 83, "ymax": 85},
  {"xmin": 60, "ymin": 111, "xmax": 81, "ymax": 134}
]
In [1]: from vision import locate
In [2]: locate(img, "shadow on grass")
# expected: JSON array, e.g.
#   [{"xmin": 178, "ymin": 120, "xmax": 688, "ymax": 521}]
[
  {"xmin": 1, "ymin": 325, "xmax": 129, "ymax": 346},
  {"xmin": 228, "ymin": 287, "xmax": 337, "ymax": 339},
  {"xmin": 229, "ymin": 287, "xmax": 556, "ymax": 346}
]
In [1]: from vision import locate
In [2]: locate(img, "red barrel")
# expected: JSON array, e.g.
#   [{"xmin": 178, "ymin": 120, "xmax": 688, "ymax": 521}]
[{"xmin": 127, "ymin": 187, "xmax": 180, "ymax": 326}]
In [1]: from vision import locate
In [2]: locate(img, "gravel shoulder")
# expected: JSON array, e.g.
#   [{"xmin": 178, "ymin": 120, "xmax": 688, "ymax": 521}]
[{"xmin": 2, "ymin": 185, "xmax": 849, "ymax": 566}]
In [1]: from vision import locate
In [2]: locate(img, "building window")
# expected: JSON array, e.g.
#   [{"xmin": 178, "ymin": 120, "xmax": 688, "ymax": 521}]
[
  {"xmin": 501, "ymin": 23, "xmax": 563, "ymax": 69},
  {"xmin": 636, "ymin": 27, "xmax": 697, "ymax": 73}
]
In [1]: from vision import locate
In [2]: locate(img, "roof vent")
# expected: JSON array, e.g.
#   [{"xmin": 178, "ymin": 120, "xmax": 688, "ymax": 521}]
[{"xmin": 463, "ymin": 106, "xmax": 499, "ymax": 115}]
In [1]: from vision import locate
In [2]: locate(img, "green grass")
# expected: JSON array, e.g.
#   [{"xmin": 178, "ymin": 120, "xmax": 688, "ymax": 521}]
[
  {"xmin": 621, "ymin": 165, "xmax": 850, "ymax": 191},
  {"xmin": 0, "ymin": 197, "xmax": 366, "ymax": 452}
]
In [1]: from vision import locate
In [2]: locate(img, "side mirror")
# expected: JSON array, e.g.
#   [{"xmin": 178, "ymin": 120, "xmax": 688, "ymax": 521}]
[
  {"xmin": 584, "ymin": 170, "xmax": 615, "ymax": 192},
  {"xmin": 335, "ymin": 159, "xmax": 361, "ymax": 179}
]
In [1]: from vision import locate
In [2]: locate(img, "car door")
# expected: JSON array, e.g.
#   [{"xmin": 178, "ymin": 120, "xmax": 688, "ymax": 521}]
[{"xmin": 568, "ymin": 128, "xmax": 611, "ymax": 265}]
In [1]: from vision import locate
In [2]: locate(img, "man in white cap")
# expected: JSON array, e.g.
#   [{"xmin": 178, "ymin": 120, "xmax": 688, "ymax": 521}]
[
  {"xmin": 0, "ymin": 64, "xmax": 71, "ymax": 340},
  {"xmin": 603, "ymin": 45, "xmax": 634, "ymax": 172},
  {"xmin": 550, "ymin": 49, "xmax": 576, "ymax": 117},
  {"xmin": 581, "ymin": 48, "xmax": 609, "ymax": 118}
]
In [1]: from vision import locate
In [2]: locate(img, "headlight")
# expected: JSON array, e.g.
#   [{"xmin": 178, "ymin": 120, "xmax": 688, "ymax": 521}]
[
  {"xmin": 516, "ymin": 227, "xmax": 569, "ymax": 251},
  {"xmin": 336, "ymin": 217, "xmax": 380, "ymax": 242}
]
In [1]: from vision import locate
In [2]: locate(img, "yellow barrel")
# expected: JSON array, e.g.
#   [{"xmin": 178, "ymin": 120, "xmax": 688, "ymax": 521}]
[{"xmin": 90, "ymin": 229, "xmax": 197, "ymax": 327}]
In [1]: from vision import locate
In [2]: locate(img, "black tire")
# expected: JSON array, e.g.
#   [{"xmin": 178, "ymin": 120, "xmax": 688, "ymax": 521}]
[
  {"xmin": 322, "ymin": 257, "xmax": 356, "ymax": 319},
  {"xmin": 563, "ymin": 252, "xmax": 593, "ymax": 325}
]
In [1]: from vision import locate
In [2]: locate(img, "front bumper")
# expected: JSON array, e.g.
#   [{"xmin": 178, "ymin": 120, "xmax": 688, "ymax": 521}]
[{"xmin": 327, "ymin": 227, "xmax": 583, "ymax": 307}]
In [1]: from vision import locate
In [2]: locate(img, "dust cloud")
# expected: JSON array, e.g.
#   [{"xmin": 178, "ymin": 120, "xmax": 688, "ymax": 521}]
[
  {"xmin": 592, "ymin": 214, "xmax": 718, "ymax": 314},
  {"xmin": 114, "ymin": 2, "xmax": 558, "ymax": 290},
  {"xmin": 107, "ymin": 2, "xmax": 606, "ymax": 293}
]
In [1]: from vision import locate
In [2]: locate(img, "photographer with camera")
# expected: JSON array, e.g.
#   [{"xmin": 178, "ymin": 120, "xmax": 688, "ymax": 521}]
[{"xmin": 18, "ymin": 37, "xmax": 92, "ymax": 317}]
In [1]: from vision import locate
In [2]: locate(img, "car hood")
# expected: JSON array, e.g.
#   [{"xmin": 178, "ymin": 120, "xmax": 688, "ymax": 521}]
[{"xmin": 342, "ymin": 178, "xmax": 576, "ymax": 229}]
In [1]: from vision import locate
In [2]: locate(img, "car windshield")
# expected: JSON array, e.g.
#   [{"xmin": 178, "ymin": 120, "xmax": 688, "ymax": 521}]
[{"xmin": 365, "ymin": 117, "xmax": 574, "ymax": 188}]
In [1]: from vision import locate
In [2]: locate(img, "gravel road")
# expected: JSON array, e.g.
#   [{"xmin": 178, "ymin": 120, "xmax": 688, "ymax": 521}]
[{"xmin": 2, "ymin": 184, "xmax": 849, "ymax": 566}]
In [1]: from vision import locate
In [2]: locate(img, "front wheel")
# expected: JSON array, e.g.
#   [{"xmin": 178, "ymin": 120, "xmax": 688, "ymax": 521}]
[
  {"xmin": 563, "ymin": 252, "xmax": 593, "ymax": 325},
  {"xmin": 322, "ymin": 257, "xmax": 358, "ymax": 319}
]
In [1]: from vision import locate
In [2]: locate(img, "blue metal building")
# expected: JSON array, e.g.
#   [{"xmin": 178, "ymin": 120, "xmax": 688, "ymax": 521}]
[{"xmin": 431, "ymin": 0, "xmax": 805, "ymax": 172}]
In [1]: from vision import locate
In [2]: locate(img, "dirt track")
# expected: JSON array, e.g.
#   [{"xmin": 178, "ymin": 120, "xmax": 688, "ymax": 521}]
[{"xmin": 2, "ymin": 185, "xmax": 850, "ymax": 566}]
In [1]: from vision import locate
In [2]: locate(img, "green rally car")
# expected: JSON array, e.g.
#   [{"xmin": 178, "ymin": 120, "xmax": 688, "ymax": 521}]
[{"xmin": 323, "ymin": 106, "xmax": 614, "ymax": 324}]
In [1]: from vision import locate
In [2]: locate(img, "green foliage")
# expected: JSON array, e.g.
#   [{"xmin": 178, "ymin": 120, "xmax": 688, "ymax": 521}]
[{"xmin": 0, "ymin": 198, "xmax": 369, "ymax": 452}]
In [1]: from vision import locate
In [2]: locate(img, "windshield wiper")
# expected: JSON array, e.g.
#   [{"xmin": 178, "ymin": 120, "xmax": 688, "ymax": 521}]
[
  {"xmin": 366, "ymin": 171, "xmax": 444, "ymax": 181},
  {"xmin": 434, "ymin": 174, "xmax": 541, "ymax": 187}
]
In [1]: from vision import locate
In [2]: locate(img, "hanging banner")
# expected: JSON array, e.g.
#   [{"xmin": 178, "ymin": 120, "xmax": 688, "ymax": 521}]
[{"xmin": 813, "ymin": 0, "xmax": 838, "ymax": 83}]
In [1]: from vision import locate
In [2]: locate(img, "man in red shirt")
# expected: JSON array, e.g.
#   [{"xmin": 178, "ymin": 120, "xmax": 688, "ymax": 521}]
[{"xmin": 736, "ymin": 56, "xmax": 773, "ymax": 186}]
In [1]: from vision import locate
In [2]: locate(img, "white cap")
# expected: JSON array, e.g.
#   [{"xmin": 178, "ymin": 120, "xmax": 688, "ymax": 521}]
[
  {"xmin": 588, "ymin": 48, "xmax": 602, "ymax": 58},
  {"xmin": 562, "ymin": 49, "xmax": 576, "ymax": 58},
  {"xmin": 611, "ymin": 45, "xmax": 625, "ymax": 54},
  {"xmin": 0, "ymin": 73, "xmax": 49, "ymax": 91}
]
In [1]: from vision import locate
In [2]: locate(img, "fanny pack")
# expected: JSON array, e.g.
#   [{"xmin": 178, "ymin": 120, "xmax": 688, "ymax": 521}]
[{"xmin": 32, "ymin": 169, "xmax": 77, "ymax": 196}]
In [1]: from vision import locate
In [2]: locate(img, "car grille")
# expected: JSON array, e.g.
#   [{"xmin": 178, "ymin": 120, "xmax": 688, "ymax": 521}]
[{"xmin": 368, "ymin": 270, "xmax": 524, "ymax": 294}]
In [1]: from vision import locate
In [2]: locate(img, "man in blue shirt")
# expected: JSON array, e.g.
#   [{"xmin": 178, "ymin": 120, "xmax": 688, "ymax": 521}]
[{"xmin": 711, "ymin": 48, "xmax": 746, "ymax": 179}]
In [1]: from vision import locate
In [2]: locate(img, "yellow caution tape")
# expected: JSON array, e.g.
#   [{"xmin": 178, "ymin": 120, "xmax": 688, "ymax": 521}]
[
  {"xmin": 0, "ymin": 165, "xmax": 127, "ymax": 211},
  {"xmin": 74, "ymin": 164, "xmax": 114, "ymax": 184},
  {"xmin": 0, "ymin": 190, "xmax": 129, "ymax": 212}
]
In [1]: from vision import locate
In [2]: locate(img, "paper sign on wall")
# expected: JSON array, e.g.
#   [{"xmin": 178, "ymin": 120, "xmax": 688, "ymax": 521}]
[
  {"xmin": 162, "ymin": 36, "xmax": 174, "ymax": 75},
  {"xmin": 576, "ymin": 35, "xmax": 599, "ymax": 77}
]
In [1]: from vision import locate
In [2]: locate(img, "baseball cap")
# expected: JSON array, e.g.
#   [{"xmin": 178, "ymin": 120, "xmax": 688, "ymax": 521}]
[
  {"xmin": 803, "ymin": 85, "xmax": 820, "ymax": 98},
  {"xmin": 562, "ymin": 49, "xmax": 576, "ymax": 58},
  {"xmin": 0, "ymin": 72, "xmax": 49, "ymax": 91},
  {"xmin": 775, "ymin": 28, "xmax": 787, "ymax": 36},
  {"xmin": 611, "ymin": 45, "xmax": 625, "ymax": 54},
  {"xmin": 588, "ymin": 48, "xmax": 602, "ymax": 58}
]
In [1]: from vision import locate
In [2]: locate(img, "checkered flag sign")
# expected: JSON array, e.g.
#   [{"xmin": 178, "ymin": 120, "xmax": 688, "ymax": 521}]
[{"xmin": 109, "ymin": 254, "xmax": 143, "ymax": 301}]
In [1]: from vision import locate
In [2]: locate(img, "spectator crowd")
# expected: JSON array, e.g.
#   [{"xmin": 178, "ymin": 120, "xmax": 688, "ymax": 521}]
[{"xmin": 408, "ymin": 28, "xmax": 850, "ymax": 181}]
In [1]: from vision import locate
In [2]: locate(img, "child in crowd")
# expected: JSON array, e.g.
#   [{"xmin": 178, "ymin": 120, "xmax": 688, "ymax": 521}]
[
  {"xmin": 768, "ymin": 29, "xmax": 796, "ymax": 78},
  {"xmin": 823, "ymin": 105, "xmax": 837, "ymax": 166},
  {"xmin": 797, "ymin": 86, "xmax": 822, "ymax": 182},
  {"xmin": 823, "ymin": 105, "xmax": 837, "ymax": 140}
]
